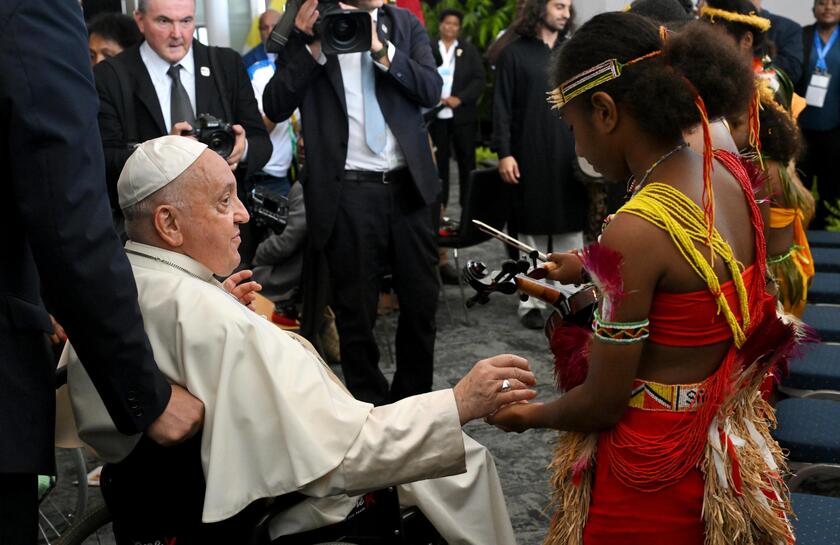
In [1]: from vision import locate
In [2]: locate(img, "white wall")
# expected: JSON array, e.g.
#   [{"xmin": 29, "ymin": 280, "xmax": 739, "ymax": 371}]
[
  {"xmin": 574, "ymin": 1, "xmax": 816, "ymax": 27},
  {"xmin": 762, "ymin": 0, "xmax": 814, "ymax": 26}
]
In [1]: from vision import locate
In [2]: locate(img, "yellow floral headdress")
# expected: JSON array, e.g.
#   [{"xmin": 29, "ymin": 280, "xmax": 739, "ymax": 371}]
[{"xmin": 699, "ymin": 5, "xmax": 772, "ymax": 32}]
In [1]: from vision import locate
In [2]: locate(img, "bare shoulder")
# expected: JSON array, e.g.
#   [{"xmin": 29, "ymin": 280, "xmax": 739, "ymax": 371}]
[{"xmin": 599, "ymin": 212, "xmax": 670, "ymax": 290}]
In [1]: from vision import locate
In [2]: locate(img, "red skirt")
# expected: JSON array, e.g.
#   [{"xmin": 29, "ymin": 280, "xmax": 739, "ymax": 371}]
[{"xmin": 583, "ymin": 408, "xmax": 706, "ymax": 545}]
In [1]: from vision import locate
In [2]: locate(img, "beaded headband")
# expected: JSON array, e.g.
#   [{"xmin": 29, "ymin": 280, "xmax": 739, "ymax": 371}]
[
  {"xmin": 699, "ymin": 5, "xmax": 771, "ymax": 32},
  {"xmin": 547, "ymin": 50, "xmax": 663, "ymax": 110}
]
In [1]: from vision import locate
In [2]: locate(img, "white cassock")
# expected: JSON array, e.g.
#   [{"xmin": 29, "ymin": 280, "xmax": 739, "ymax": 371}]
[{"xmin": 61, "ymin": 240, "xmax": 517, "ymax": 545}]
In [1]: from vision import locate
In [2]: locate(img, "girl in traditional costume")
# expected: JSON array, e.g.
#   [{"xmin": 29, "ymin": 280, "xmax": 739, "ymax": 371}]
[
  {"xmin": 488, "ymin": 14, "xmax": 802, "ymax": 545},
  {"xmin": 700, "ymin": 0, "xmax": 796, "ymax": 109},
  {"xmin": 730, "ymin": 84, "xmax": 815, "ymax": 316},
  {"xmin": 699, "ymin": 0, "xmax": 814, "ymax": 315}
]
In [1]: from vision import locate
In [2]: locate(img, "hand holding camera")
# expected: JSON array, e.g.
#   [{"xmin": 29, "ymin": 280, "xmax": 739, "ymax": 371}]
[
  {"xmin": 295, "ymin": 0, "xmax": 322, "ymax": 58},
  {"xmin": 272, "ymin": 0, "xmax": 374, "ymax": 57},
  {"xmin": 173, "ymin": 114, "xmax": 242, "ymax": 170}
]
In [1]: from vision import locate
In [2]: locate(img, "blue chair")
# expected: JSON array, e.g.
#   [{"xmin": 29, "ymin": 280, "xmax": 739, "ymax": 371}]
[
  {"xmin": 791, "ymin": 492, "xmax": 840, "ymax": 545},
  {"xmin": 802, "ymin": 305, "xmax": 840, "ymax": 343},
  {"xmin": 784, "ymin": 343, "xmax": 840, "ymax": 393},
  {"xmin": 809, "ymin": 273, "xmax": 840, "ymax": 305},
  {"xmin": 812, "ymin": 247, "xmax": 840, "ymax": 273},
  {"xmin": 808, "ymin": 230, "xmax": 840, "ymax": 248},
  {"xmin": 774, "ymin": 397, "xmax": 840, "ymax": 465}
]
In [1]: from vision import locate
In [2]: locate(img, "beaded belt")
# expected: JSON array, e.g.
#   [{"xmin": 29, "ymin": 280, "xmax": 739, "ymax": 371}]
[{"xmin": 628, "ymin": 378, "xmax": 705, "ymax": 412}]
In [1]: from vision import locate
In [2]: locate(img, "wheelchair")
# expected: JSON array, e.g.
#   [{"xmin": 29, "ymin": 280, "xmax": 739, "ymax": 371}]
[{"xmin": 57, "ymin": 432, "xmax": 446, "ymax": 545}]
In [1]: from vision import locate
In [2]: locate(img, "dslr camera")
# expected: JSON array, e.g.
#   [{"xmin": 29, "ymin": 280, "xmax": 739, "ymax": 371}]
[
  {"xmin": 249, "ymin": 186, "xmax": 290, "ymax": 233},
  {"xmin": 266, "ymin": 0, "xmax": 372, "ymax": 56},
  {"xmin": 183, "ymin": 114, "xmax": 236, "ymax": 159}
]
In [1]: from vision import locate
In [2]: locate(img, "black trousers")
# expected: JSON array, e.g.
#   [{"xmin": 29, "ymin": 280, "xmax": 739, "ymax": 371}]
[
  {"xmin": 429, "ymin": 118, "xmax": 477, "ymax": 209},
  {"xmin": 800, "ymin": 125, "xmax": 840, "ymax": 230},
  {"xmin": 325, "ymin": 172, "xmax": 439, "ymax": 405},
  {"xmin": 0, "ymin": 474, "xmax": 38, "ymax": 545}
]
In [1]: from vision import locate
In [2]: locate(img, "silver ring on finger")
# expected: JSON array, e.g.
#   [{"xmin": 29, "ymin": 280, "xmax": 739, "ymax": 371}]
[{"xmin": 500, "ymin": 378, "xmax": 512, "ymax": 392}]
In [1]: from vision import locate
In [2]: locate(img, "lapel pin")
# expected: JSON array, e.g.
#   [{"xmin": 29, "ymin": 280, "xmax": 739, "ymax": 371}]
[
  {"xmin": 200, "ymin": 66, "xmax": 211, "ymax": 77},
  {"xmin": 456, "ymin": 48, "xmax": 463, "ymax": 57},
  {"xmin": 381, "ymin": 24, "xmax": 388, "ymax": 34}
]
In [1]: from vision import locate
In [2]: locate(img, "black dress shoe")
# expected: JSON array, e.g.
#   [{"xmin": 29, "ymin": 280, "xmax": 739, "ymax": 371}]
[
  {"xmin": 439, "ymin": 263, "xmax": 460, "ymax": 285},
  {"xmin": 520, "ymin": 309, "xmax": 544, "ymax": 330}
]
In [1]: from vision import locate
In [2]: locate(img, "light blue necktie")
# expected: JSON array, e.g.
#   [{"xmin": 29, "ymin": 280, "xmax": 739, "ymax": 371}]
[{"xmin": 361, "ymin": 53, "xmax": 386, "ymax": 154}]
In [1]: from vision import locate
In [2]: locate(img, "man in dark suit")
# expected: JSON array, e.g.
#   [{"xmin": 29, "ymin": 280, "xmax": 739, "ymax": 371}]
[
  {"xmin": 264, "ymin": 0, "xmax": 443, "ymax": 405},
  {"xmin": 429, "ymin": 8, "xmax": 486, "ymax": 210},
  {"xmin": 0, "ymin": 0, "xmax": 203, "ymax": 542},
  {"xmin": 95, "ymin": 0, "xmax": 271, "ymax": 260}
]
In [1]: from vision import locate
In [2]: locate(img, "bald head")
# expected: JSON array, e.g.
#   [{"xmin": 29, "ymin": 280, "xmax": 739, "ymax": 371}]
[{"xmin": 259, "ymin": 9, "xmax": 282, "ymax": 45}]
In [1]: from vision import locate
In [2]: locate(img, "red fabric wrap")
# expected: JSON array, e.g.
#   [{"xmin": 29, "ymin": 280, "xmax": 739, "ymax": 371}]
[
  {"xmin": 583, "ymin": 409, "xmax": 706, "ymax": 545},
  {"xmin": 647, "ymin": 264, "xmax": 758, "ymax": 346}
]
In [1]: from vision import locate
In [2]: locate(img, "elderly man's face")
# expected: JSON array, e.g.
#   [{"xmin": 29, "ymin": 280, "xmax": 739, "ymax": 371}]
[
  {"xmin": 179, "ymin": 151, "xmax": 249, "ymax": 276},
  {"xmin": 135, "ymin": 0, "xmax": 195, "ymax": 64},
  {"xmin": 259, "ymin": 10, "xmax": 282, "ymax": 45}
]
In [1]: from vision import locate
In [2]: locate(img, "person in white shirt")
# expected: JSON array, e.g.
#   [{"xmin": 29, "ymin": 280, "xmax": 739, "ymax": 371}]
[
  {"xmin": 429, "ymin": 9, "xmax": 486, "ymax": 210},
  {"xmin": 248, "ymin": 9, "xmax": 296, "ymax": 198},
  {"xmin": 63, "ymin": 136, "xmax": 531, "ymax": 545}
]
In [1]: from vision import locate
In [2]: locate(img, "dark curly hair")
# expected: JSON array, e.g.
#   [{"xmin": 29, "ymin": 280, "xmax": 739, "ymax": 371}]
[
  {"xmin": 551, "ymin": 14, "xmax": 754, "ymax": 143},
  {"xmin": 486, "ymin": 0, "xmax": 575, "ymax": 63},
  {"xmin": 87, "ymin": 13, "xmax": 142, "ymax": 50},
  {"xmin": 701, "ymin": 0, "xmax": 771, "ymax": 57},
  {"xmin": 758, "ymin": 100, "xmax": 803, "ymax": 164},
  {"xmin": 438, "ymin": 8, "xmax": 464, "ymax": 24},
  {"xmin": 630, "ymin": 0, "xmax": 693, "ymax": 25}
]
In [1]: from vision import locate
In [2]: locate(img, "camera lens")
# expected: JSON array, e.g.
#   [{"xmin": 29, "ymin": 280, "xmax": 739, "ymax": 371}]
[
  {"xmin": 210, "ymin": 135, "xmax": 225, "ymax": 151},
  {"xmin": 319, "ymin": 10, "xmax": 371, "ymax": 55},
  {"xmin": 330, "ymin": 17, "xmax": 357, "ymax": 44}
]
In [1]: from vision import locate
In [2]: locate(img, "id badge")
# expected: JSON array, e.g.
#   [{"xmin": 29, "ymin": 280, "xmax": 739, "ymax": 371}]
[{"xmin": 806, "ymin": 72, "xmax": 832, "ymax": 108}]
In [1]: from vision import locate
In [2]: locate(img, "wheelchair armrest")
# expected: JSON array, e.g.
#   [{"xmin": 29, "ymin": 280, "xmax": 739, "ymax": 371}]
[{"xmin": 247, "ymin": 491, "xmax": 308, "ymax": 545}]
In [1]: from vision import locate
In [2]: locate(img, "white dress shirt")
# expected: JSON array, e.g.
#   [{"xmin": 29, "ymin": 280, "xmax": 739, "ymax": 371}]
[
  {"xmin": 139, "ymin": 42, "xmax": 248, "ymax": 160},
  {"xmin": 309, "ymin": 10, "xmax": 406, "ymax": 172},
  {"xmin": 139, "ymin": 41, "xmax": 196, "ymax": 132},
  {"xmin": 436, "ymin": 40, "xmax": 458, "ymax": 120}
]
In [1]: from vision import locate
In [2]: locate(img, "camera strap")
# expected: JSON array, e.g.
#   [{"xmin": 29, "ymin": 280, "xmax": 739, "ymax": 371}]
[{"xmin": 207, "ymin": 46, "xmax": 233, "ymax": 123}]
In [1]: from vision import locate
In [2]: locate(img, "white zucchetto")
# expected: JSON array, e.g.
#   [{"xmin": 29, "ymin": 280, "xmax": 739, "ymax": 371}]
[{"xmin": 118, "ymin": 136, "xmax": 207, "ymax": 209}]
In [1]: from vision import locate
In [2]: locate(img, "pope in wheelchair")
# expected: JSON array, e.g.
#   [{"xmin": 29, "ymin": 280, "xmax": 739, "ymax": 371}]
[{"xmin": 59, "ymin": 136, "xmax": 533, "ymax": 544}]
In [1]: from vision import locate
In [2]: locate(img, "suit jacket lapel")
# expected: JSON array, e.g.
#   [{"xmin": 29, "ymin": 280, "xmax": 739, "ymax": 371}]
[
  {"xmin": 126, "ymin": 46, "xmax": 166, "ymax": 134},
  {"xmin": 192, "ymin": 43, "xmax": 213, "ymax": 118},
  {"xmin": 325, "ymin": 56, "xmax": 347, "ymax": 114}
]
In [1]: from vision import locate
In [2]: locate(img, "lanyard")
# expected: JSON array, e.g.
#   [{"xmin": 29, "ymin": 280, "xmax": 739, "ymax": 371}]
[{"xmin": 815, "ymin": 26, "xmax": 839, "ymax": 73}]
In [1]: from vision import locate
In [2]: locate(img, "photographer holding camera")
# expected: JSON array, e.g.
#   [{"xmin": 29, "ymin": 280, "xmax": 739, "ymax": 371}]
[
  {"xmin": 94, "ymin": 0, "xmax": 270, "ymax": 256},
  {"xmin": 264, "ymin": 0, "xmax": 443, "ymax": 405}
]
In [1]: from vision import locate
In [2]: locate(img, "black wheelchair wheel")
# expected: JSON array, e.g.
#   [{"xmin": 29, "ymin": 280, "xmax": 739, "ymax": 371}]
[{"xmin": 54, "ymin": 503, "xmax": 112, "ymax": 545}]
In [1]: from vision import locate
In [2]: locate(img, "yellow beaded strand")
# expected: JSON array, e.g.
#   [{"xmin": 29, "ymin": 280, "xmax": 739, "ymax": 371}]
[{"xmin": 617, "ymin": 183, "xmax": 750, "ymax": 347}]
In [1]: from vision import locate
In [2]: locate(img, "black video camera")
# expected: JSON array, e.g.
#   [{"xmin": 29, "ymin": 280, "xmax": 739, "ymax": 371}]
[
  {"xmin": 265, "ymin": 0, "xmax": 372, "ymax": 56},
  {"xmin": 249, "ymin": 186, "xmax": 290, "ymax": 232},
  {"xmin": 184, "ymin": 114, "xmax": 236, "ymax": 159}
]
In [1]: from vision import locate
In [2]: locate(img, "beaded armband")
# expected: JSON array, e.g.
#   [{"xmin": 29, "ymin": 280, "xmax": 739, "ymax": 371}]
[{"xmin": 592, "ymin": 309, "xmax": 650, "ymax": 345}]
